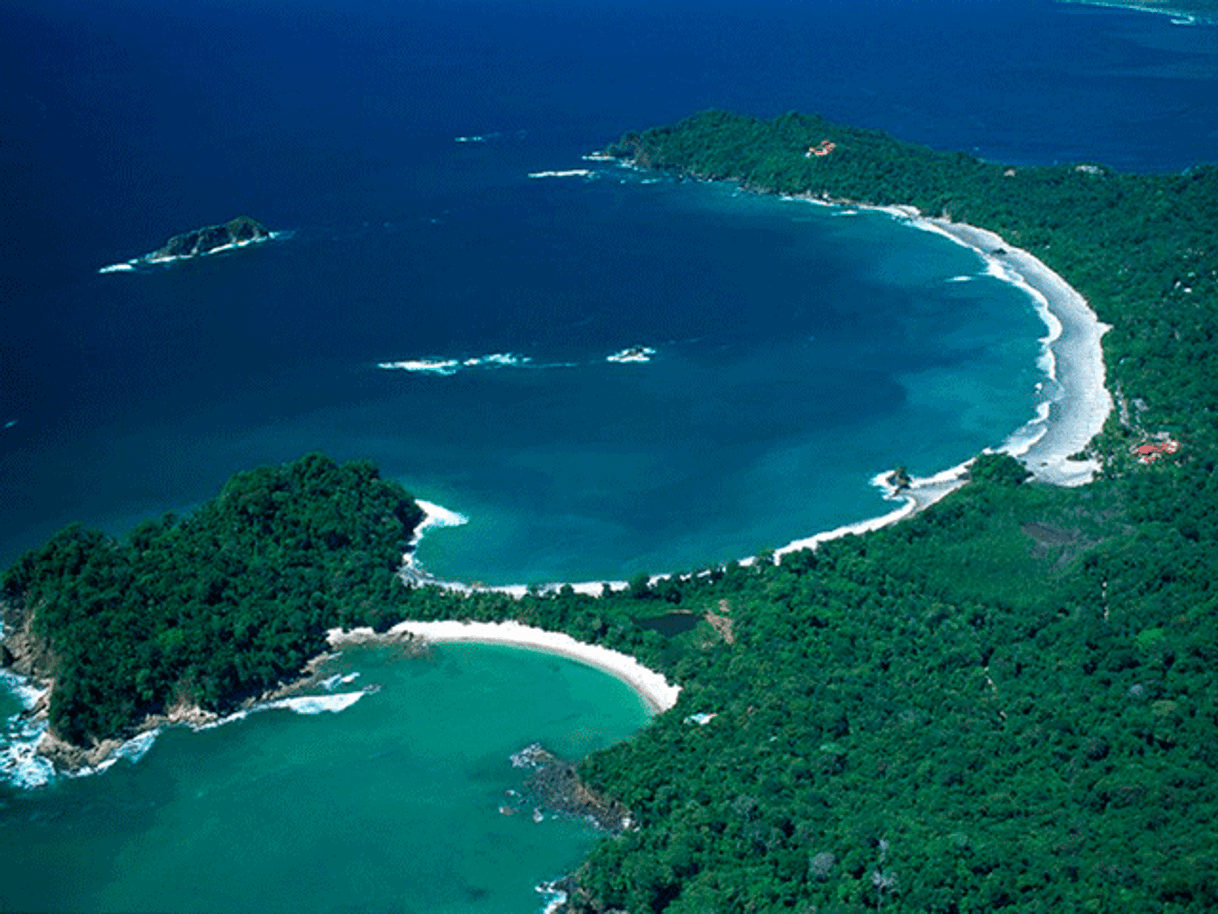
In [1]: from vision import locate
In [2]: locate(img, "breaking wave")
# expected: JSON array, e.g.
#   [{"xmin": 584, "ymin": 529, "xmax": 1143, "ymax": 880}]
[
  {"xmin": 527, "ymin": 169, "xmax": 594, "ymax": 179},
  {"xmin": 265, "ymin": 692, "xmax": 366, "ymax": 715},
  {"xmin": 0, "ymin": 684, "xmax": 370, "ymax": 789},
  {"xmin": 606, "ymin": 346, "xmax": 656, "ymax": 364},
  {"xmin": 377, "ymin": 352, "xmax": 532, "ymax": 376}
]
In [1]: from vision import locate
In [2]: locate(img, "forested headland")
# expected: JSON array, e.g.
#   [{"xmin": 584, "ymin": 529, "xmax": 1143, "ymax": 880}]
[
  {"xmin": 1, "ymin": 455, "xmax": 423, "ymax": 745},
  {"xmin": 4, "ymin": 111, "xmax": 1218, "ymax": 911}
]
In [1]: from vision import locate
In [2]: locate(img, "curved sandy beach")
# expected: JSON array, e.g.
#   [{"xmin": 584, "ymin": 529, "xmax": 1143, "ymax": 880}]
[
  {"xmin": 404, "ymin": 203, "xmax": 1113, "ymax": 587},
  {"xmin": 328, "ymin": 620, "xmax": 681, "ymax": 713},
  {"xmin": 914, "ymin": 215, "xmax": 1113, "ymax": 486}
]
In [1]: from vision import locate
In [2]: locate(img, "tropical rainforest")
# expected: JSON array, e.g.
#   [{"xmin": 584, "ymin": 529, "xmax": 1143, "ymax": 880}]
[{"xmin": 4, "ymin": 111, "xmax": 1217, "ymax": 911}]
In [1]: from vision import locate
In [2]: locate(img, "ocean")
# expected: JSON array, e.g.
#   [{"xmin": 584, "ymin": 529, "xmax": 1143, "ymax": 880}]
[
  {"xmin": 3, "ymin": 0, "xmax": 1218, "ymax": 583},
  {"xmin": 2, "ymin": 0, "xmax": 1218, "ymax": 909},
  {"xmin": 0, "ymin": 644, "xmax": 651, "ymax": 913}
]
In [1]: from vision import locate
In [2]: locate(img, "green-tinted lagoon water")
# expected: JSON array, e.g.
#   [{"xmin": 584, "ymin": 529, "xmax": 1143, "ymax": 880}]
[{"xmin": 0, "ymin": 643, "xmax": 651, "ymax": 913}]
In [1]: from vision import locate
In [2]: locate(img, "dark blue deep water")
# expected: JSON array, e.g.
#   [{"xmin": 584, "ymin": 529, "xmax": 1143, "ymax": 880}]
[
  {"xmin": 3, "ymin": 0, "xmax": 1218, "ymax": 583},
  {"xmin": 4, "ymin": 3, "xmax": 1218, "ymax": 911}
]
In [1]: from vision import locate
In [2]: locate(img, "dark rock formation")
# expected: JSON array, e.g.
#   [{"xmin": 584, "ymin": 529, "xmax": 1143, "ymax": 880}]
[
  {"xmin": 0, "ymin": 597, "xmax": 51, "ymax": 680},
  {"xmin": 513, "ymin": 744, "xmax": 634, "ymax": 833},
  {"xmin": 151, "ymin": 215, "xmax": 271, "ymax": 261}
]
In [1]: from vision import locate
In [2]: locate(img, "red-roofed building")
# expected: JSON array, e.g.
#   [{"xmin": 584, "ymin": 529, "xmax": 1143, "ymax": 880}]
[{"xmin": 1133, "ymin": 438, "xmax": 1181, "ymax": 464}]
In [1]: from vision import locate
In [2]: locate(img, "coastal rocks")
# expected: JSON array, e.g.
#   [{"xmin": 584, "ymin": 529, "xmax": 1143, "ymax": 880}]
[
  {"xmin": 511, "ymin": 743, "xmax": 633, "ymax": 833},
  {"xmin": 325, "ymin": 625, "xmax": 430, "ymax": 656},
  {"xmin": 151, "ymin": 216, "xmax": 271, "ymax": 261},
  {"xmin": 35, "ymin": 730, "xmax": 125, "ymax": 772},
  {"xmin": 1, "ymin": 598, "xmax": 53, "ymax": 680}
]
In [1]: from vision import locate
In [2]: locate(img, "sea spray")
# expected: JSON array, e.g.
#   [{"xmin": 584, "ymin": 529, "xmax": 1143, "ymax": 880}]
[
  {"xmin": 0, "ymin": 666, "xmax": 54, "ymax": 789},
  {"xmin": 0, "ymin": 688, "xmax": 372, "ymax": 790}
]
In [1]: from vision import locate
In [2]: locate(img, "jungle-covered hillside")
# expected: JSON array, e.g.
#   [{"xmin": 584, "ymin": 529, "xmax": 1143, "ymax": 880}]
[{"xmin": 4, "ymin": 112, "xmax": 1217, "ymax": 911}]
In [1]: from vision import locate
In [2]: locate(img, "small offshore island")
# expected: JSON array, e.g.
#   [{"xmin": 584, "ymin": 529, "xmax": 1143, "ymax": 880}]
[
  {"xmin": 6, "ymin": 110, "xmax": 1218, "ymax": 912},
  {"xmin": 149, "ymin": 214, "xmax": 271, "ymax": 261},
  {"xmin": 98, "ymin": 215, "xmax": 273, "ymax": 273}
]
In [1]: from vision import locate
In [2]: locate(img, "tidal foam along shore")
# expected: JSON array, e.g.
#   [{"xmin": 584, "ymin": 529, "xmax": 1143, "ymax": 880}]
[
  {"xmin": 396, "ymin": 197, "xmax": 1113, "ymax": 602},
  {"xmin": 917, "ymin": 217, "xmax": 1113, "ymax": 486},
  {"xmin": 327, "ymin": 621, "xmax": 682, "ymax": 713},
  {"xmin": 780, "ymin": 194, "xmax": 1112, "ymax": 489},
  {"xmin": 773, "ymin": 206, "xmax": 1115, "ymax": 557}
]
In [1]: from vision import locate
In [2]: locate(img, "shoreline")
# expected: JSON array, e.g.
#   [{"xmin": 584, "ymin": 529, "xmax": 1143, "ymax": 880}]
[
  {"xmin": 328, "ymin": 620, "xmax": 681, "ymax": 713},
  {"xmin": 911, "ymin": 214, "xmax": 1113, "ymax": 486},
  {"xmin": 405, "ymin": 193, "xmax": 1113, "ymax": 590},
  {"xmin": 4, "ymin": 182, "xmax": 1115, "ymax": 785}
]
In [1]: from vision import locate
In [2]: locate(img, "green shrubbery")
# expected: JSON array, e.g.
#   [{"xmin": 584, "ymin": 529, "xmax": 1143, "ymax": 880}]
[
  {"xmin": 3, "ymin": 454, "xmax": 423, "ymax": 743},
  {"xmin": 6, "ymin": 110, "xmax": 1218, "ymax": 910}
]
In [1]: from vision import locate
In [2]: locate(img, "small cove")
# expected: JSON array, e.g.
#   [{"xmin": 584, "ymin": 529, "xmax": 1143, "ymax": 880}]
[{"xmin": 0, "ymin": 643, "xmax": 651, "ymax": 914}]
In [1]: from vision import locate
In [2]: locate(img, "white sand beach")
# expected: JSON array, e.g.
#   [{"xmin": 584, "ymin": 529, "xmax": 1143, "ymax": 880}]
[
  {"xmin": 769, "ymin": 207, "xmax": 1115, "ymax": 562},
  {"xmin": 386, "ymin": 202, "xmax": 1116, "ymax": 705},
  {"xmin": 328, "ymin": 620, "xmax": 681, "ymax": 713},
  {"xmin": 914, "ymin": 216, "xmax": 1113, "ymax": 486}
]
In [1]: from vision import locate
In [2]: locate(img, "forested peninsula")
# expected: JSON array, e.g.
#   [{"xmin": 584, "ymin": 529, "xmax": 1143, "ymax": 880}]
[
  {"xmin": 5, "ymin": 111, "xmax": 1218, "ymax": 911},
  {"xmin": 1, "ymin": 455, "xmax": 424, "ymax": 763}
]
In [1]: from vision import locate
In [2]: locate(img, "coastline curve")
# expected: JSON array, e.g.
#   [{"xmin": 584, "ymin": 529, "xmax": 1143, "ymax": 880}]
[
  {"xmin": 328, "ymin": 620, "xmax": 681, "ymax": 713},
  {"xmin": 405, "ymin": 184, "xmax": 1114, "ymax": 593}
]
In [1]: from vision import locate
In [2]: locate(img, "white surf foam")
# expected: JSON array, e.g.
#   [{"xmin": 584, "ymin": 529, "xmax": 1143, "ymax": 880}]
[
  {"xmin": 318, "ymin": 672, "xmax": 362, "ymax": 691},
  {"xmin": 463, "ymin": 352, "xmax": 533, "ymax": 369},
  {"xmin": 2, "ymin": 729, "xmax": 55, "ymax": 789},
  {"xmin": 606, "ymin": 346, "xmax": 656, "ymax": 364},
  {"xmin": 101, "ymin": 229, "xmax": 285, "ymax": 274},
  {"xmin": 1, "ymin": 666, "xmax": 56, "ymax": 788},
  {"xmin": 537, "ymin": 880, "xmax": 568, "ymax": 914},
  {"xmin": 412, "ymin": 500, "xmax": 470, "ymax": 539},
  {"xmin": 266, "ymin": 692, "xmax": 365, "ymax": 715},
  {"xmin": 378, "ymin": 352, "xmax": 531, "ymax": 376},
  {"xmin": 527, "ymin": 169, "xmax": 594, "ymax": 179},
  {"xmin": 73, "ymin": 730, "xmax": 161, "ymax": 777},
  {"xmin": 1, "ymin": 669, "xmax": 48, "ymax": 710},
  {"xmin": 377, "ymin": 359, "xmax": 461, "ymax": 375}
]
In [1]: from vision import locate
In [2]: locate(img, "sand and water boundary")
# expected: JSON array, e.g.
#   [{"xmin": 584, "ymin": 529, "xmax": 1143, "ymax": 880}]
[
  {"xmin": 355, "ymin": 202, "xmax": 1115, "ymax": 715},
  {"xmin": 5, "ymin": 196, "xmax": 1115, "ymax": 783},
  {"xmin": 403, "ymin": 200, "xmax": 1113, "ymax": 588},
  {"xmin": 328, "ymin": 620, "xmax": 682, "ymax": 713}
]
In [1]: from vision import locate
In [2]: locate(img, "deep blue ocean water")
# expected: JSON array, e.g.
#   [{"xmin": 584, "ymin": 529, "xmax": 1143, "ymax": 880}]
[
  {"xmin": 3, "ymin": 0, "xmax": 1218, "ymax": 583},
  {"xmin": 3, "ymin": 1, "xmax": 1218, "ymax": 909}
]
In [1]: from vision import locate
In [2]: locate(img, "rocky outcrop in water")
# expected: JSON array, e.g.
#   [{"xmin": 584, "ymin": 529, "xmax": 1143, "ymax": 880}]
[
  {"xmin": 1, "ymin": 597, "xmax": 52, "ymax": 680},
  {"xmin": 512, "ymin": 744, "xmax": 633, "ymax": 833},
  {"xmin": 151, "ymin": 215, "xmax": 271, "ymax": 260}
]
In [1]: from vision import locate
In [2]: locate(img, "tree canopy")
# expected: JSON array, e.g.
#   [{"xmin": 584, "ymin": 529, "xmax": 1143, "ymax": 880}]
[
  {"xmin": 5, "ymin": 110, "xmax": 1218, "ymax": 911},
  {"xmin": 2, "ymin": 454, "xmax": 423, "ymax": 743}
]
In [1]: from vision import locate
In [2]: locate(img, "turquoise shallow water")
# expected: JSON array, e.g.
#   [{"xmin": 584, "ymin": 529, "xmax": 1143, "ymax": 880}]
[
  {"xmin": 0, "ymin": 644, "xmax": 651, "ymax": 913},
  {"xmin": 0, "ymin": 168, "xmax": 1045, "ymax": 586},
  {"xmin": 5, "ymin": 1, "xmax": 1218, "ymax": 909}
]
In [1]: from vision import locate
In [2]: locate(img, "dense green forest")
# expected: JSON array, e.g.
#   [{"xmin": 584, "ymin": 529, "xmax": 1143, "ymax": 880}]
[
  {"xmin": 1, "ymin": 454, "xmax": 423, "ymax": 743},
  {"xmin": 4, "ymin": 112, "xmax": 1217, "ymax": 911}
]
